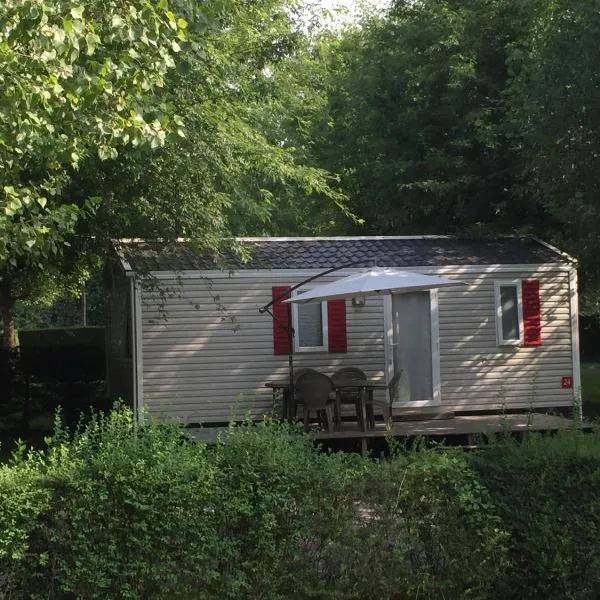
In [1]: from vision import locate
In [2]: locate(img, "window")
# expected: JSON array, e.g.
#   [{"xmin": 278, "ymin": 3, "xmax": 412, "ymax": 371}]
[
  {"xmin": 271, "ymin": 286, "xmax": 346, "ymax": 355},
  {"xmin": 494, "ymin": 281, "xmax": 523, "ymax": 345},
  {"xmin": 291, "ymin": 290, "xmax": 328, "ymax": 352}
]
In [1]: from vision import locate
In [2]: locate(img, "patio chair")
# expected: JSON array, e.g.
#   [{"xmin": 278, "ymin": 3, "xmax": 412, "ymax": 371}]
[
  {"xmin": 291, "ymin": 368, "xmax": 318, "ymax": 417},
  {"xmin": 295, "ymin": 371, "xmax": 335, "ymax": 432},
  {"xmin": 332, "ymin": 367, "xmax": 367, "ymax": 429},
  {"xmin": 366, "ymin": 371, "xmax": 402, "ymax": 429},
  {"xmin": 294, "ymin": 368, "xmax": 318, "ymax": 382}
]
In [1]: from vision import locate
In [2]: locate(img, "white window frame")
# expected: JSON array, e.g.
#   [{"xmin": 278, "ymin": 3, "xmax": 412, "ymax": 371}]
[
  {"xmin": 494, "ymin": 280, "xmax": 524, "ymax": 346},
  {"xmin": 291, "ymin": 289, "xmax": 329, "ymax": 353}
]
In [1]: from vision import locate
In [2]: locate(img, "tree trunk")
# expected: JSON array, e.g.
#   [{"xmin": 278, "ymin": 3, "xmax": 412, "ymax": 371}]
[
  {"xmin": 0, "ymin": 291, "xmax": 18, "ymax": 349},
  {"xmin": 0, "ymin": 287, "xmax": 24, "ymax": 428}
]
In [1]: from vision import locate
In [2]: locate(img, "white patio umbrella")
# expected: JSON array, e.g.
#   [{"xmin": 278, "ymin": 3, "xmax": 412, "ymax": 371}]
[
  {"xmin": 284, "ymin": 267, "xmax": 463, "ymax": 304},
  {"xmin": 284, "ymin": 267, "xmax": 465, "ymax": 414}
]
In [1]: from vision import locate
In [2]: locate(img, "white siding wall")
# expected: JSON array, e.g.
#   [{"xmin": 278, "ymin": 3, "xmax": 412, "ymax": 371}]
[
  {"xmin": 139, "ymin": 266, "xmax": 576, "ymax": 423},
  {"xmin": 140, "ymin": 274, "xmax": 386, "ymax": 424},
  {"xmin": 437, "ymin": 268, "xmax": 575, "ymax": 411}
]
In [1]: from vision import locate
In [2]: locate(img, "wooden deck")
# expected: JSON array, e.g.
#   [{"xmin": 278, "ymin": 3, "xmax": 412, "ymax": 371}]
[
  {"xmin": 315, "ymin": 413, "xmax": 580, "ymax": 439},
  {"xmin": 185, "ymin": 413, "xmax": 587, "ymax": 445}
]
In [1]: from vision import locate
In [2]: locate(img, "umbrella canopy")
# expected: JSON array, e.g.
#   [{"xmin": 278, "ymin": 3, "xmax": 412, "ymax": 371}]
[{"xmin": 284, "ymin": 267, "xmax": 464, "ymax": 304}]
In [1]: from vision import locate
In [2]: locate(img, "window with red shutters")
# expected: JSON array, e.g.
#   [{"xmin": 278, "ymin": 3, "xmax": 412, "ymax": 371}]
[{"xmin": 272, "ymin": 287, "xmax": 348, "ymax": 354}]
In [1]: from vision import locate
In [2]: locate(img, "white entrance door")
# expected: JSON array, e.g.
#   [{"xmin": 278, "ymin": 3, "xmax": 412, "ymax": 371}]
[{"xmin": 385, "ymin": 290, "xmax": 441, "ymax": 406}]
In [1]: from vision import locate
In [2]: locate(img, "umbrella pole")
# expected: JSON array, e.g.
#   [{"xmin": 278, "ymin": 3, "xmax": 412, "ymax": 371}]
[
  {"xmin": 287, "ymin": 308, "xmax": 294, "ymax": 421},
  {"xmin": 286, "ymin": 327, "xmax": 296, "ymax": 421},
  {"xmin": 256, "ymin": 262, "xmax": 365, "ymax": 421}
]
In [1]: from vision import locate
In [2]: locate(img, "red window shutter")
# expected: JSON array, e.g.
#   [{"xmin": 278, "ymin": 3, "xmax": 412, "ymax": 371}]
[
  {"xmin": 327, "ymin": 299, "xmax": 347, "ymax": 353},
  {"xmin": 272, "ymin": 286, "xmax": 291, "ymax": 355},
  {"xmin": 522, "ymin": 279, "xmax": 542, "ymax": 347}
]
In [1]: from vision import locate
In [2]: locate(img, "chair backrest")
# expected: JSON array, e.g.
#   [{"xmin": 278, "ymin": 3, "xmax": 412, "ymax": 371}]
[
  {"xmin": 296, "ymin": 372, "xmax": 334, "ymax": 409},
  {"xmin": 294, "ymin": 367, "xmax": 318, "ymax": 382},
  {"xmin": 332, "ymin": 367, "xmax": 366, "ymax": 384},
  {"xmin": 388, "ymin": 371, "xmax": 402, "ymax": 404}
]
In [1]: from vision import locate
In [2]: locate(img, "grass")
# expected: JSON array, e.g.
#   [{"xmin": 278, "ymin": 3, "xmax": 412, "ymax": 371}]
[{"xmin": 582, "ymin": 362, "xmax": 600, "ymax": 419}]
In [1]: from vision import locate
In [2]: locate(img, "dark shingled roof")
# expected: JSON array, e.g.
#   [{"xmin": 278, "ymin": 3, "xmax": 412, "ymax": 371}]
[{"xmin": 115, "ymin": 237, "xmax": 572, "ymax": 273}]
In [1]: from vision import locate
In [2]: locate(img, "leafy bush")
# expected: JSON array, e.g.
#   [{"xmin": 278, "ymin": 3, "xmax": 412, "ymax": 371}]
[
  {"xmin": 8, "ymin": 407, "xmax": 600, "ymax": 600},
  {"xmin": 323, "ymin": 443, "xmax": 509, "ymax": 600},
  {"xmin": 0, "ymin": 408, "xmax": 223, "ymax": 599},
  {"xmin": 0, "ymin": 410, "xmax": 363, "ymax": 600},
  {"xmin": 209, "ymin": 419, "xmax": 363, "ymax": 599},
  {"xmin": 471, "ymin": 430, "xmax": 600, "ymax": 600}
]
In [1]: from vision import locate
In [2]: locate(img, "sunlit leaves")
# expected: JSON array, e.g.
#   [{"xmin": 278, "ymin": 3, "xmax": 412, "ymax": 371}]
[{"xmin": 0, "ymin": 0, "xmax": 187, "ymax": 273}]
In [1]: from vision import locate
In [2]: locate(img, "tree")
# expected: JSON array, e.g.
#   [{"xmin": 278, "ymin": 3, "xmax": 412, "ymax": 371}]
[
  {"xmin": 506, "ymin": 0, "xmax": 600, "ymax": 307},
  {"xmin": 1, "ymin": 0, "xmax": 348, "ymax": 347},
  {"xmin": 309, "ymin": 0, "xmax": 547, "ymax": 237},
  {"xmin": 58, "ymin": 0, "xmax": 349, "ymax": 269},
  {"xmin": 0, "ymin": 0, "xmax": 187, "ymax": 347}
]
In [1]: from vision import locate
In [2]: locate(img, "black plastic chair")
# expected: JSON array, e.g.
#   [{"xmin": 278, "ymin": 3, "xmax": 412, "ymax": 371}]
[
  {"xmin": 295, "ymin": 371, "xmax": 335, "ymax": 431},
  {"xmin": 366, "ymin": 371, "xmax": 402, "ymax": 429},
  {"xmin": 332, "ymin": 367, "xmax": 367, "ymax": 429},
  {"xmin": 291, "ymin": 368, "xmax": 318, "ymax": 418}
]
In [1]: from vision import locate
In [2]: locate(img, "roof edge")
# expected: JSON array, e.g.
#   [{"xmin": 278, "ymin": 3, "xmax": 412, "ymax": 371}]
[{"xmin": 531, "ymin": 236, "xmax": 577, "ymax": 265}]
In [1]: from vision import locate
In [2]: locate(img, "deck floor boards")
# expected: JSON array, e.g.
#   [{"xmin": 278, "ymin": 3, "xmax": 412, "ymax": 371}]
[{"xmin": 186, "ymin": 413, "xmax": 587, "ymax": 444}]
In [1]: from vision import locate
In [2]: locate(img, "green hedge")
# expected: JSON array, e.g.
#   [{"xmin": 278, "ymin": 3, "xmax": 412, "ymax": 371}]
[
  {"xmin": 18, "ymin": 326, "xmax": 105, "ymax": 349},
  {"xmin": 1, "ymin": 327, "xmax": 106, "ymax": 429},
  {"xmin": 471, "ymin": 431, "xmax": 600, "ymax": 600},
  {"xmin": 1, "ymin": 410, "xmax": 599, "ymax": 599}
]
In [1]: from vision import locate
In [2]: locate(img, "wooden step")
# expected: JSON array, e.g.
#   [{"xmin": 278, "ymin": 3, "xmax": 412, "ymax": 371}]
[{"xmin": 391, "ymin": 409, "xmax": 455, "ymax": 422}]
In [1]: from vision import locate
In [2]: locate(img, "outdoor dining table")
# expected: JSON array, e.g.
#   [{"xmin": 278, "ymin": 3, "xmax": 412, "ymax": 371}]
[{"xmin": 265, "ymin": 377, "xmax": 389, "ymax": 431}]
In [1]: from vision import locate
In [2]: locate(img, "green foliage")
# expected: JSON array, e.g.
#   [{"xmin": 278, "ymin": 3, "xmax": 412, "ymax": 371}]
[
  {"xmin": 505, "ymin": 0, "xmax": 600, "ymax": 297},
  {"xmin": 67, "ymin": 0, "xmax": 347, "ymax": 252},
  {"xmin": 0, "ymin": 407, "xmax": 510, "ymax": 600},
  {"xmin": 14, "ymin": 267, "xmax": 105, "ymax": 330},
  {"xmin": 6, "ymin": 408, "xmax": 600, "ymax": 599},
  {"xmin": 209, "ymin": 419, "xmax": 362, "ymax": 599},
  {"xmin": 326, "ymin": 444, "xmax": 508, "ymax": 599},
  {"xmin": 581, "ymin": 363, "xmax": 600, "ymax": 420},
  {"xmin": 471, "ymin": 431, "xmax": 600, "ymax": 600},
  {"xmin": 0, "ymin": 0, "xmax": 187, "ymax": 297},
  {"xmin": 0, "ymin": 408, "xmax": 223, "ymax": 599},
  {"xmin": 310, "ymin": 0, "xmax": 534, "ymax": 236},
  {"xmin": 17, "ymin": 326, "xmax": 104, "ymax": 348}
]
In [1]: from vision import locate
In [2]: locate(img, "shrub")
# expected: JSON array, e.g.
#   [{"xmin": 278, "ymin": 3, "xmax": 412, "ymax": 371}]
[
  {"xmin": 322, "ymin": 443, "xmax": 509, "ymax": 600},
  {"xmin": 17, "ymin": 407, "xmax": 600, "ymax": 600},
  {"xmin": 207, "ymin": 419, "xmax": 364, "ymax": 599},
  {"xmin": 0, "ymin": 410, "xmax": 364, "ymax": 600},
  {"xmin": 471, "ymin": 430, "xmax": 600, "ymax": 600},
  {"xmin": 0, "ymin": 408, "xmax": 223, "ymax": 599}
]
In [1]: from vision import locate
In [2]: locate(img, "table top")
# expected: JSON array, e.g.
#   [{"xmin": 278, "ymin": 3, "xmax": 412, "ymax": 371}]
[{"xmin": 265, "ymin": 378, "xmax": 388, "ymax": 390}]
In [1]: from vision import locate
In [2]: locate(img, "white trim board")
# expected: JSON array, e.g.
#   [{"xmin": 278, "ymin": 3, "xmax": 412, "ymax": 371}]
[
  {"xmin": 532, "ymin": 236, "xmax": 578, "ymax": 265},
  {"xmin": 569, "ymin": 269, "xmax": 582, "ymax": 409},
  {"xmin": 133, "ymin": 277, "xmax": 144, "ymax": 422},
  {"xmin": 384, "ymin": 296, "xmax": 393, "ymax": 385},
  {"xmin": 141, "ymin": 264, "xmax": 575, "ymax": 280},
  {"xmin": 236, "ymin": 235, "xmax": 453, "ymax": 241},
  {"xmin": 430, "ymin": 289, "xmax": 442, "ymax": 405}
]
